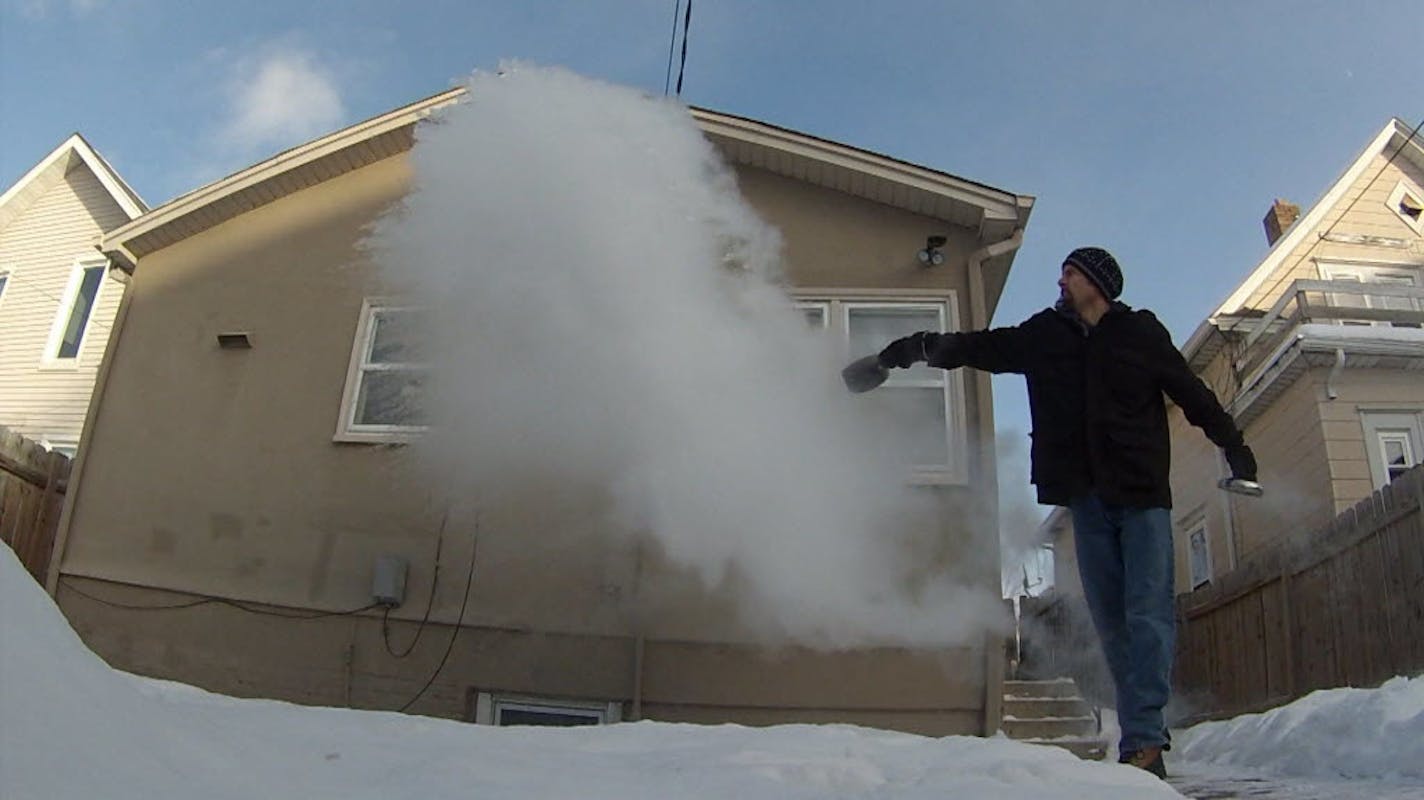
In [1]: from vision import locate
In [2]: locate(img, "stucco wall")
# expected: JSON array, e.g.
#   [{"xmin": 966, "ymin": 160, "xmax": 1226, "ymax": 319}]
[{"xmin": 56, "ymin": 147, "xmax": 1005, "ymax": 733}]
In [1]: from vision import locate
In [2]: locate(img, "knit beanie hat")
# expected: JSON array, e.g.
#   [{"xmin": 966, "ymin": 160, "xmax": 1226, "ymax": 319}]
[{"xmin": 1064, "ymin": 246, "xmax": 1123, "ymax": 300}]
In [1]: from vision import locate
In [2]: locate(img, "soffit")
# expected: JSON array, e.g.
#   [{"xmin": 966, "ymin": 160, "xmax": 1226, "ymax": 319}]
[{"xmin": 107, "ymin": 89, "xmax": 1033, "ymax": 264}]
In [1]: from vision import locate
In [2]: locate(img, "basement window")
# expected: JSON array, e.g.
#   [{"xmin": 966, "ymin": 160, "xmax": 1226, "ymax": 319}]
[
  {"xmin": 1388, "ymin": 181, "xmax": 1424, "ymax": 234},
  {"xmin": 334, "ymin": 299, "xmax": 428, "ymax": 443},
  {"xmin": 470, "ymin": 692, "xmax": 621, "ymax": 727}
]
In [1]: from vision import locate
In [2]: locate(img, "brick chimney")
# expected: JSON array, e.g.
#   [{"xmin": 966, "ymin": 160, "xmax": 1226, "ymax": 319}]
[{"xmin": 1263, "ymin": 199, "xmax": 1300, "ymax": 246}]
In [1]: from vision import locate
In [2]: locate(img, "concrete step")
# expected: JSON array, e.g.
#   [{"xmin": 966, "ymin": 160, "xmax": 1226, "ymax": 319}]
[
  {"xmin": 1004, "ymin": 678, "xmax": 1080, "ymax": 699},
  {"xmin": 1000, "ymin": 714, "xmax": 1099, "ymax": 741},
  {"xmin": 1003, "ymin": 695, "xmax": 1092, "ymax": 720},
  {"xmin": 1017, "ymin": 737, "xmax": 1108, "ymax": 760}
]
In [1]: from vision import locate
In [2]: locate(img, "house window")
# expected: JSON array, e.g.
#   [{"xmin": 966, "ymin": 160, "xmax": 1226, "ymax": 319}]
[
  {"xmin": 1188, "ymin": 525, "xmax": 1212, "ymax": 589},
  {"xmin": 1319, "ymin": 262, "xmax": 1421, "ymax": 328},
  {"xmin": 795, "ymin": 296, "xmax": 966, "ymax": 481},
  {"xmin": 470, "ymin": 692, "xmax": 621, "ymax": 726},
  {"xmin": 847, "ymin": 303, "xmax": 956, "ymax": 473},
  {"xmin": 0, "ymin": 270, "xmax": 9, "ymax": 304},
  {"xmin": 45, "ymin": 260, "xmax": 106, "ymax": 362},
  {"xmin": 335, "ymin": 299, "xmax": 428, "ymax": 442},
  {"xmin": 797, "ymin": 301, "xmax": 829, "ymax": 330},
  {"xmin": 1387, "ymin": 181, "xmax": 1424, "ymax": 234},
  {"xmin": 1361, "ymin": 411, "xmax": 1423, "ymax": 489}
]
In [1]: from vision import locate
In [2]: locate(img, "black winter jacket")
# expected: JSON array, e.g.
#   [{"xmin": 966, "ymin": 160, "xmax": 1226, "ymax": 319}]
[{"xmin": 920, "ymin": 303, "xmax": 1244, "ymax": 509}]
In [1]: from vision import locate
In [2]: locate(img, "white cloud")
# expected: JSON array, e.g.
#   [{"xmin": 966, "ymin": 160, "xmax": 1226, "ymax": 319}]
[
  {"xmin": 18, "ymin": 0, "xmax": 107, "ymax": 19},
  {"xmin": 215, "ymin": 47, "xmax": 346, "ymax": 155}
]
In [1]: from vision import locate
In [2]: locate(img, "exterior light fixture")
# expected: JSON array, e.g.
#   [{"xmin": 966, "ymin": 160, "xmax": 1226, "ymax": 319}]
[{"xmin": 917, "ymin": 236, "xmax": 947, "ymax": 267}]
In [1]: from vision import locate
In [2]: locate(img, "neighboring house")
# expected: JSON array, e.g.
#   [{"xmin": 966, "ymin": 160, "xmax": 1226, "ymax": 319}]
[
  {"xmin": 0, "ymin": 134, "xmax": 147, "ymax": 455},
  {"xmin": 1169, "ymin": 118, "xmax": 1424, "ymax": 593},
  {"xmin": 50, "ymin": 89, "xmax": 1035, "ymax": 735}
]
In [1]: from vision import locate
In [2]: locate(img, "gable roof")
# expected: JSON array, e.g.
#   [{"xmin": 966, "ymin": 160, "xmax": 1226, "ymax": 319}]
[
  {"xmin": 1182, "ymin": 118, "xmax": 1424, "ymax": 364},
  {"xmin": 0, "ymin": 133, "xmax": 147, "ymax": 233},
  {"xmin": 100, "ymin": 87, "xmax": 1033, "ymax": 268}
]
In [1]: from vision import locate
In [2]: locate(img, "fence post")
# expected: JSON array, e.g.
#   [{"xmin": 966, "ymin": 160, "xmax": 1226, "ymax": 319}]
[
  {"xmin": 1279, "ymin": 568, "xmax": 1297, "ymax": 700},
  {"xmin": 27, "ymin": 451, "xmax": 64, "ymax": 582}
]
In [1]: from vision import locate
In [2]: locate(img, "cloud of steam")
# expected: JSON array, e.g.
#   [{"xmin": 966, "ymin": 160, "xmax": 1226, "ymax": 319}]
[
  {"xmin": 997, "ymin": 429, "xmax": 1052, "ymax": 597},
  {"xmin": 365, "ymin": 64, "xmax": 1002, "ymax": 648}
]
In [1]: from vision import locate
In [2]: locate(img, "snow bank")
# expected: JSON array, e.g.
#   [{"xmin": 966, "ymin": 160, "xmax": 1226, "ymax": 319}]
[
  {"xmin": 0, "ymin": 548, "xmax": 1182, "ymax": 799},
  {"xmin": 1176, "ymin": 675, "xmax": 1424, "ymax": 781}
]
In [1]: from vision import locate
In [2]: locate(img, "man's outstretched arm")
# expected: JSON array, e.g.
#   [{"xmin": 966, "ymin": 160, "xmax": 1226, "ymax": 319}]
[{"xmin": 879, "ymin": 320, "xmax": 1039, "ymax": 375}]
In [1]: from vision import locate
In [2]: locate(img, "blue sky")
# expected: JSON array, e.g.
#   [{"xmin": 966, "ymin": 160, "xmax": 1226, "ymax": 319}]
[{"xmin": 2, "ymin": 0, "xmax": 1419, "ymax": 525}]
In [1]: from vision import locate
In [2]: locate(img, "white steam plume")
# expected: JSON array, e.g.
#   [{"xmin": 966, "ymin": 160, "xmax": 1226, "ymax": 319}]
[{"xmin": 365, "ymin": 64, "xmax": 1001, "ymax": 648}]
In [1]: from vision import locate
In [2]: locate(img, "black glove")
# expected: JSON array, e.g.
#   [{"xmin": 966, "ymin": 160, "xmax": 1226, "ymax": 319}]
[
  {"xmin": 1224, "ymin": 444, "xmax": 1257, "ymax": 482},
  {"xmin": 877, "ymin": 332, "xmax": 929, "ymax": 369}
]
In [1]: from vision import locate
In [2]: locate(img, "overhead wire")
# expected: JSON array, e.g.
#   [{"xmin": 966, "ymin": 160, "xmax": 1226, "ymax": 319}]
[
  {"xmin": 675, "ymin": 0, "xmax": 693, "ymax": 96},
  {"xmin": 662, "ymin": 0, "xmax": 682, "ymax": 96}
]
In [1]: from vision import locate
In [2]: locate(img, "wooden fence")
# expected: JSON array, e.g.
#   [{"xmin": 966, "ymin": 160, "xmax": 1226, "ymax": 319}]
[
  {"xmin": 0, "ymin": 425, "xmax": 71, "ymax": 585},
  {"xmin": 1174, "ymin": 464, "xmax": 1424, "ymax": 723}
]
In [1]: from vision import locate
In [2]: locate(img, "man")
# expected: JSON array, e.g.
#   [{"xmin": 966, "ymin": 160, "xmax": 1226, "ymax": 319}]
[{"xmin": 871, "ymin": 246, "xmax": 1256, "ymax": 778}]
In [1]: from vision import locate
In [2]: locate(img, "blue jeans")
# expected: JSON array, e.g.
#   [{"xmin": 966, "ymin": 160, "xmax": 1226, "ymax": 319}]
[{"xmin": 1069, "ymin": 493, "xmax": 1175, "ymax": 753}]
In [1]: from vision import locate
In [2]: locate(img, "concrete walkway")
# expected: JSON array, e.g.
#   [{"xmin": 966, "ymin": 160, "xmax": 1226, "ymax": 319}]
[{"xmin": 1169, "ymin": 762, "xmax": 1424, "ymax": 799}]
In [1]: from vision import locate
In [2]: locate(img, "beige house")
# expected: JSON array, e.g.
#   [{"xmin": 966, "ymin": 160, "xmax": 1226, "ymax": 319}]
[
  {"xmin": 0, "ymin": 134, "xmax": 146, "ymax": 453},
  {"xmin": 1170, "ymin": 118, "xmax": 1424, "ymax": 593},
  {"xmin": 50, "ymin": 88, "xmax": 1035, "ymax": 735}
]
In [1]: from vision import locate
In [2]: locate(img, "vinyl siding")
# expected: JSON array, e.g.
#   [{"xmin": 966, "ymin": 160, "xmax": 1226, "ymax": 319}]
[
  {"xmin": 1317, "ymin": 369, "xmax": 1424, "ymax": 512},
  {"xmin": 0, "ymin": 163, "xmax": 130, "ymax": 445},
  {"xmin": 1229, "ymin": 370, "xmax": 1332, "ymax": 561},
  {"xmin": 1244, "ymin": 155, "xmax": 1424, "ymax": 311}
]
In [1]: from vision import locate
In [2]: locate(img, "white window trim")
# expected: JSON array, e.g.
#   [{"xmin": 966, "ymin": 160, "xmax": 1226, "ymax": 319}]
[
  {"xmin": 334, "ymin": 298, "xmax": 428, "ymax": 443},
  {"xmin": 1386, "ymin": 179, "xmax": 1424, "ymax": 235},
  {"xmin": 795, "ymin": 300, "xmax": 830, "ymax": 330},
  {"xmin": 1317, "ymin": 259, "xmax": 1422, "ymax": 327},
  {"xmin": 41, "ymin": 257, "xmax": 109, "ymax": 369},
  {"xmin": 471, "ymin": 692, "xmax": 621, "ymax": 726},
  {"xmin": 1360, "ymin": 410, "xmax": 1424, "ymax": 489},
  {"xmin": 797, "ymin": 292, "xmax": 968, "ymax": 485},
  {"xmin": 38, "ymin": 438, "xmax": 78, "ymax": 458},
  {"xmin": 1187, "ymin": 524, "xmax": 1212, "ymax": 590}
]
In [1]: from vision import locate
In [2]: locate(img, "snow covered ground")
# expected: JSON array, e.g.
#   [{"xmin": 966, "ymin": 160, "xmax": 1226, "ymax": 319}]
[
  {"xmin": 1172, "ymin": 674, "xmax": 1424, "ymax": 798},
  {"xmin": 3, "ymin": 545, "xmax": 1421, "ymax": 799}
]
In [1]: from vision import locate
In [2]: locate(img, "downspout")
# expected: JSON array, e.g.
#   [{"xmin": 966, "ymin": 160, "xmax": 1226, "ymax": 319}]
[
  {"xmin": 45, "ymin": 243, "xmax": 137, "ymax": 595},
  {"xmin": 1325, "ymin": 347, "xmax": 1346, "ymax": 401},
  {"xmin": 966, "ymin": 227, "xmax": 1024, "ymax": 736}
]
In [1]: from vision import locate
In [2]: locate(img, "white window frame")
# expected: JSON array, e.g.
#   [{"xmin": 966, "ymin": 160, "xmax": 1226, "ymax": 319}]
[
  {"xmin": 42, "ymin": 257, "xmax": 109, "ymax": 367},
  {"xmin": 796, "ymin": 292, "xmax": 968, "ymax": 485},
  {"xmin": 796, "ymin": 300, "xmax": 829, "ymax": 330},
  {"xmin": 40, "ymin": 438, "xmax": 79, "ymax": 458},
  {"xmin": 334, "ymin": 298, "xmax": 429, "ymax": 443},
  {"xmin": 1187, "ymin": 523, "xmax": 1212, "ymax": 590},
  {"xmin": 1318, "ymin": 259, "xmax": 1422, "ymax": 328},
  {"xmin": 1386, "ymin": 179, "xmax": 1424, "ymax": 235},
  {"xmin": 1361, "ymin": 410, "xmax": 1424, "ymax": 489},
  {"xmin": 471, "ymin": 692, "xmax": 621, "ymax": 726}
]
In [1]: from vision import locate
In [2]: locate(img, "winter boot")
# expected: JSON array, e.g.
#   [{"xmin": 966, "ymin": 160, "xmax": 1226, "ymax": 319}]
[{"xmin": 1119, "ymin": 746, "xmax": 1167, "ymax": 779}]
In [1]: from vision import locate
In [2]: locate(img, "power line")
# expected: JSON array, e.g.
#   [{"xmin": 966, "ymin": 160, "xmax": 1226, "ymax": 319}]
[
  {"xmin": 675, "ymin": 0, "xmax": 693, "ymax": 96},
  {"xmin": 1320, "ymin": 117, "xmax": 1424, "ymax": 241},
  {"xmin": 0, "ymin": 268, "xmax": 115, "ymax": 337},
  {"xmin": 662, "ymin": 0, "xmax": 682, "ymax": 96}
]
